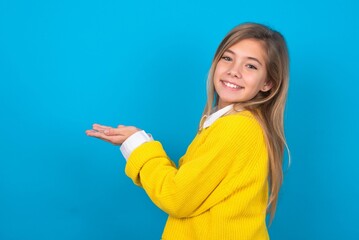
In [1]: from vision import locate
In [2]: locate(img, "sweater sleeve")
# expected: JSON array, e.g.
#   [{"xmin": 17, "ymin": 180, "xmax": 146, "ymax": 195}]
[{"xmin": 125, "ymin": 113, "xmax": 265, "ymax": 218}]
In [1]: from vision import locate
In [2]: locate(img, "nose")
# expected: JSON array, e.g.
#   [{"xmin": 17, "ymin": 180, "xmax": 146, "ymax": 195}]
[{"xmin": 227, "ymin": 65, "xmax": 241, "ymax": 78}]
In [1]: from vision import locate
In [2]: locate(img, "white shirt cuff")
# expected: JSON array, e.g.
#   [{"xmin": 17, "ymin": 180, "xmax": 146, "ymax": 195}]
[{"xmin": 120, "ymin": 130, "xmax": 154, "ymax": 161}]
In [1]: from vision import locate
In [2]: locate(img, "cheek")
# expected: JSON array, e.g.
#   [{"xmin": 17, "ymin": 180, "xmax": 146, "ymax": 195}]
[
  {"xmin": 249, "ymin": 72, "xmax": 266, "ymax": 86},
  {"xmin": 243, "ymin": 79, "xmax": 263, "ymax": 95},
  {"xmin": 213, "ymin": 70, "xmax": 220, "ymax": 84},
  {"xmin": 214, "ymin": 62, "xmax": 226, "ymax": 76}
]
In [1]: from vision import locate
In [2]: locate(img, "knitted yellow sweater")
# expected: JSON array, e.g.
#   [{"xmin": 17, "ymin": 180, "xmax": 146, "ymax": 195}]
[{"xmin": 125, "ymin": 111, "xmax": 269, "ymax": 240}]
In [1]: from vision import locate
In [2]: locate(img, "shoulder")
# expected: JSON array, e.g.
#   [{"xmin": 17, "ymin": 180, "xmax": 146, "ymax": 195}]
[
  {"xmin": 212, "ymin": 110, "xmax": 263, "ymax": 133},
  {"xmin": 200, "ymin": 110, "xmax": 264, "ymax": 146},
  {"xmin": 196, "ymin": 110, "xmax": 267, "ymax": 161}
]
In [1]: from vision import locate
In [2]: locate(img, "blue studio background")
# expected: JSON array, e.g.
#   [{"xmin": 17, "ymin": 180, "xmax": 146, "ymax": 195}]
[{"xmin": 1, "ymin": 0, "xmax": 358, "ymax": 239}]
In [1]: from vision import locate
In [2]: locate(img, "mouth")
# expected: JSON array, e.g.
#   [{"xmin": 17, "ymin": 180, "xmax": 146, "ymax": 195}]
[{"xmin": 221, "ymin": 80, "xmax": 243, "ymax": 90}]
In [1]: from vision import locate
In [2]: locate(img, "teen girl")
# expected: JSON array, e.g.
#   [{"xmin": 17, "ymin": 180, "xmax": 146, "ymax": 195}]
[{"xmin": 86, "ymin": 22, "xmax": 289, "ymax": 240}]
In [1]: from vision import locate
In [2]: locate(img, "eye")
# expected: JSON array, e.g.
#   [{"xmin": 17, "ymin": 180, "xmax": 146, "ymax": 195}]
[
  {"xmin": 246, "ymin": 64, "xmax": 258, "ymax": 70},
  {"xmin": 221, "ymin": 56, "xmax": 232, "ymax": 62}
]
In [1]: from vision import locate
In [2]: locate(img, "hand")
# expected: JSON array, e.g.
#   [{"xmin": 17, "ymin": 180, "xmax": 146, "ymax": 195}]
[{"xmin": 85, "ymin": 123, "xmax": 140, "ymax": 146}]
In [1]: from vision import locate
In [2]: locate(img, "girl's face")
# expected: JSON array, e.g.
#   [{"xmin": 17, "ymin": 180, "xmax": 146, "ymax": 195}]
[{"xmin": 213, "ymin": 38, "xmax": 272, "ymax": 109}]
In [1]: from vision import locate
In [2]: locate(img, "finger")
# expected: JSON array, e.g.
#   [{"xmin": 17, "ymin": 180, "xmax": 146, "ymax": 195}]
[
  {"xmin": 92, "ymin": 123, "xmax": 112, "ymax": 129},
  {"xmin": 86, "ymin": 130, "xmax": 104, "ymax": 137},
  {"xmin": 86, "ymin": 130, "xmax": 115, "ymax": 142},
  {"xmin": 92, "ymin": 124, "xmax": 111, "ymax": 133},
  {"xmin": 93, "ymin": 123, "xmax": 112, "ymax": 128},
  {"xmin": 103, "ymin": 127, "xmax": 126, "ymax": 136},
  {"xmin": 86, "ymin": 130, "xmax": 127, "ymax": 145}
]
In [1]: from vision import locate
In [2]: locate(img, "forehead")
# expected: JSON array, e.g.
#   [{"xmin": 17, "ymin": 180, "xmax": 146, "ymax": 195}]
[{"xmin": 226, "ymin": 38, "xmax": 267, "ymax": 62}]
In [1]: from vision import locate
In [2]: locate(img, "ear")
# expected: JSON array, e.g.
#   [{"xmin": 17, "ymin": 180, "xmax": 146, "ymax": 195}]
[{"xmin": 261, "ymin": 80, "xmax": 273, "ymax": 92}]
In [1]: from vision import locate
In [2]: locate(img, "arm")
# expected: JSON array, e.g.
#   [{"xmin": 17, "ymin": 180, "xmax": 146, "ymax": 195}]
[{"xmin": 125, "ymin": 114, "xmax": 265, "ymax": 218}]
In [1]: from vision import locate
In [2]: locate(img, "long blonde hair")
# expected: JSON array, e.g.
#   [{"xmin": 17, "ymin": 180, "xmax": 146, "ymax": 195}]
[{"xmin": 203, "ymin": 23, "xmax": 290, "ymax": 222}]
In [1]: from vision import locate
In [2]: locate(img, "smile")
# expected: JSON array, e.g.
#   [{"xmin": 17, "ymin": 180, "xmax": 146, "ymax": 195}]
[{"xmin": 221, "ymin": 80, "xmax": 243, "ymax": 89}]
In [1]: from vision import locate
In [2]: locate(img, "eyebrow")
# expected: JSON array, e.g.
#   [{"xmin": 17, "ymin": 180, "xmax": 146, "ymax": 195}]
[{"xmin": 224, "ymin": 49, "xmax": 263, "ymax": 66}]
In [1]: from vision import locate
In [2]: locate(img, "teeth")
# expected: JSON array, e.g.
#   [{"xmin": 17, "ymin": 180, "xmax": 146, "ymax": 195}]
[{"xmin": 223, "ymin": 81, "xmax": 240, "ymax": 89}]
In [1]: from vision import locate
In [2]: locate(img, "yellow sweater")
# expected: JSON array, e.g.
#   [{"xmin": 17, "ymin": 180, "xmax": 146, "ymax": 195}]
[{"xmin": 125, "ymin": 111, "xmax": 269, "ymax": 240}]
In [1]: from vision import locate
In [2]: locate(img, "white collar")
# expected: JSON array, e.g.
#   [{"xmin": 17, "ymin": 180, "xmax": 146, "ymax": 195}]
[{"xmin": 202, "ymin": 104, "xmax": 234, "ymax": 129}]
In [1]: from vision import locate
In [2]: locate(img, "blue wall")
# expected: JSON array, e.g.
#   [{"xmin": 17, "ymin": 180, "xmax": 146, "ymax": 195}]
[{"xmin": 1, "ymin": 0, "xmax": 358, "ymax": 239}]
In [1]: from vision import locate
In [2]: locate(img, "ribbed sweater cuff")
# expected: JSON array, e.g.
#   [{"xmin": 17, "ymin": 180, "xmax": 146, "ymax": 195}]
[{"xmin": 125, "ymin": 141, "xmax": 167, "ymax": 186}]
